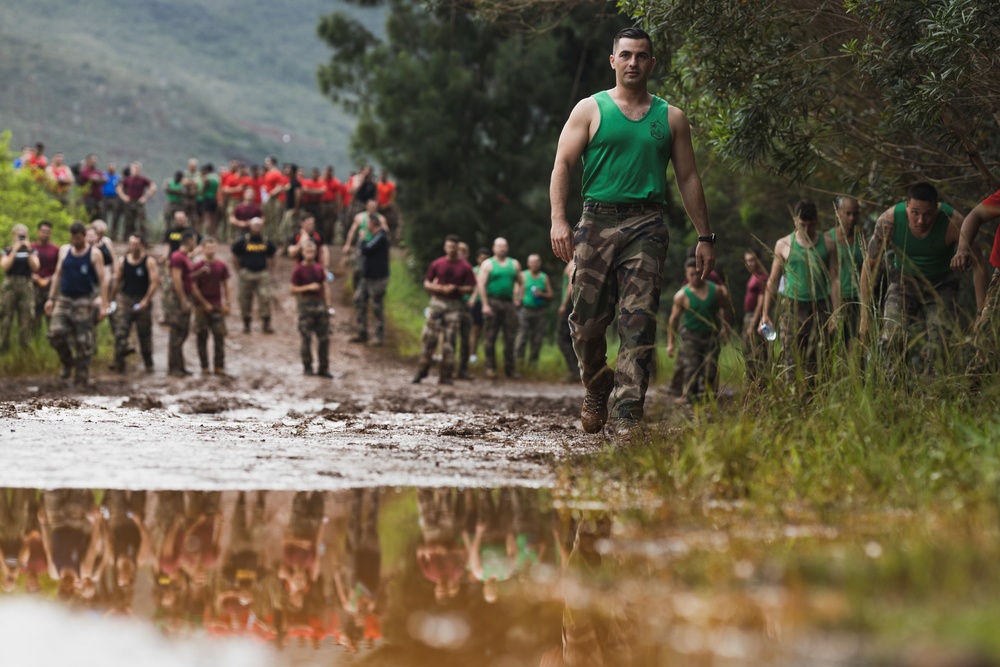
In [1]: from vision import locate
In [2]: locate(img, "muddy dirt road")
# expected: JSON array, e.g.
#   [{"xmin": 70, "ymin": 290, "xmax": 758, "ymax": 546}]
[{"xmin": 0, "ymin": 246, "xmax": 597, "ymax": 489}]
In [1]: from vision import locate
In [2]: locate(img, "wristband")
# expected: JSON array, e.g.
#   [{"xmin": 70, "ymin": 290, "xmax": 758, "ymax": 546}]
[{"xmin": 697, "ymin": 234, "xmax": 717, "ymax": 244}]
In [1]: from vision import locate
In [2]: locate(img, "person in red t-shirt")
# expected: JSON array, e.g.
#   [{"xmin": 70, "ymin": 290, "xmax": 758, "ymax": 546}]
[
  {"xmin": 45, "ymin": 153, "xmax": 74, "ymax": 204},
  {"xmin": 300, "ymin": 168, "xmax": 326, "ymax": 233},
  {"xmin": 291, "ymin": 241, "xmax": 333, "ymax": 377},
  {"xmin": 218, "ymin": 160, "xmax": 245, "ymax": 243},
  {"xmin": 116, "ymin": 161, "xmax": 157, "ymax": 239},
  {"xmin": 30, "ymin": 143, "xmax": 48, "ymax": 169},
  {"xmin": 953, "ymin": 188, "xmax": 1000, "ymax": 376},
  {"xmin": 376, "ymin": 171, "xmax": 401, "ymax": 240},
  {"xmin": 413, "ymin": 234, "xmax": 477, "ymax": 385},
  {"xmin": 321, "ymin": 166, "xmax": 342, "ymax": 245},
  {"xmin": 742, "ymin": 248, "xmax": 770, "ymax": 384},
  {"xmin": 167, "ymin": 230, "xmax": 198, "ymax": 377},
  {"xmin": 191, "ymin": 237, "xmax": 231, "ymax": 375},
  {"xmin": 261, "ymin": 156, "xmax": 288, "ymax": 239}
]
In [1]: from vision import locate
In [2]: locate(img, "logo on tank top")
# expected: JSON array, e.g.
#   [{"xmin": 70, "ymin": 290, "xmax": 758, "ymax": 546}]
[
  {"xmin": 81, "ymin": 265, "xmax": 88, "ymax": 275},
  {"xmin": 650, "ymin": 120, "xmax": 666, "ymax": 141},
  {"xmin": 137, "ymin": 268, "xmax": 145, "ymax": 277}
]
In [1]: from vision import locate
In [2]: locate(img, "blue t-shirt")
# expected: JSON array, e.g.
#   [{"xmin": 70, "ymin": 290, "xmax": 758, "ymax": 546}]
[{"xmin": 103, "ymin": 173, "xmax": 120, "ymax": 198}]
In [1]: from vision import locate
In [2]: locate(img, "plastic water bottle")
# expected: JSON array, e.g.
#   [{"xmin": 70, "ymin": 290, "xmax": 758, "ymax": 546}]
[
  {"xmin": 326, "ymin": 271, "xmax": 335, "ymax": 283},
  {"xmin": 108, "ymin": 301, "xmax": 118, "ymax": 315},
  {"xmin": 759, "ymin": 322, "xmax": 777, "ymax": 342}
]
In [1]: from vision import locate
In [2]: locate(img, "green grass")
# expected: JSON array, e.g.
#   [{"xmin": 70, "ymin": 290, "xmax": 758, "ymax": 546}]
[{"xmin": 0, "ymin": 317, "xmax": 116, "ymax": 376}]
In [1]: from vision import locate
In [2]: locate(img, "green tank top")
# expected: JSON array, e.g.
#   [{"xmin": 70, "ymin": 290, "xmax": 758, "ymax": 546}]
[
  {"xmin": 200, "ymin": 175, "xmax": 219, "ymax": 201},
  {"xmin": 784, "ymin": 232, "xmax": 831, "ymax": 302},
  {"xmin": 521, "ymin": 271, "xmax": 547, "ymax": 308},
  {"xmin": 829, "ymin": 229, "xmax": 864, "ymax": 300},
  {"xmin": 165, "ymin": 179, "xmax": 184, "ymax": 204},
  {"xmin": 582, "ymin": 92, "xmax": 672, "ymax": 204},
  {"xmin": 682, "ymin": 282, "xmax": 718, "ymax": 332},
  {"xmin": 486, "ymin": 258, "xmax": 517, "ymax": 298},
  {"xmin": 891, "ymin": 202, "xmax": 955, "ymax": 281}
]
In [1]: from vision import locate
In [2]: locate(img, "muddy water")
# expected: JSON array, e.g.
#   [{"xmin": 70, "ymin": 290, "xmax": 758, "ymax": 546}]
[{"xmin": 4, "ymin": 486, "xmax": 997, "ymax": 666}]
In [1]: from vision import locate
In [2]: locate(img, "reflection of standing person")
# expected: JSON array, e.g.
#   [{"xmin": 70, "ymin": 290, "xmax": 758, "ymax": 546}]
[
  {"xmin": 45, "ymin": 221, "xmax": 109, "ymax": 385},
  {"xmin": 278, "ymin": 491, "xmax": 326, "ymax": 614},
  {"xmin": 102, "ymin": 490, "xmax": 151, "ymax": 601},
  {"xmin": 416, "ymin": 488, "xmax": 470, "ymax": 602},
  {"xmin": 477, "ymin": 237, "xmax": 523, "ymax": 380},
  {"xmin": 760, "ymin": 201, "xmax": 837, "ymax": 379},
  {"xmin": 466, "ymin": 488, "xmax": 517, "ymax": 604},
  {"xmin": 335, "ymin": 488, "xmax": 382, "ymax": 650},
  {"xmin": 550, "ymin": 27, "xmax": 716, "ymax": 436},
  {"xmin": 0, "ymin": 489, "xmax": 33, "ymax": 592},
  {"xmin": 39, "ymin": 489, "xmax": 107, "ymax": 601}
]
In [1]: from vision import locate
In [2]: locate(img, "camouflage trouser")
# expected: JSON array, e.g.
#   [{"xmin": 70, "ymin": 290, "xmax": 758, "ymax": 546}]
[
  {"xmin": 557, "ymin": 313, "xmax": 578, "ymax": 377},
  {"xmin": 514, "ymin": 306, "xmax": 547, "ymax": 366},
  {"xmin": 163, "ymin": 201, "xmax": 184, "ymax": 226},
  {"xmin": 238, "ymin": 268, "xmax": 271, "ymax": 321},
  {"xmin": 969, "ymin": 268, "xmax": 1000, "ymax": 377},
  {"xmin": 194, "ymin": 307, "xmax": 227, "ymax": 370},
  {"xmin": 678, "ymin": 328, "xmax": 721, "ymax": 399},
  {"xmin": 48, "ymin": 294, "xmax": 96, "ymax": 377},
  {"xmin": 114, "ymin": 293, "xmax": 153, "ymax": 368},
  {"xmin": 779, "ymin": 297, "xmax": 830, "ymax": 379},
  {"xmin": 163, "ymin": 288, "xmax": 191, "ymax": 373},
  {"xmin": 102, "ymin": 197, "xmax": 123, "ymax": 240},
  {"xmin": 880, "ymin": 270, "xmax": 959, "ymax": 370},
  {"xmin": 836, "ymin": 299, "xmax": 862, "ymax": 348},
  {"xmin": 354, "ymin": 276, "xmax": 388, "ymax": 341},
  {"xmin": 0, "ymin": 276, "xmax": 34, "ymax": 352},
  {"xmin": 320, "ymin": 201, "xmax": 339, "ymax": 245},
  {"xmin": 570, "ymin": 209, "xmax": 668, "ymax": 422},
  {"xmin": 279, "ymin": 208, "xmax": 300, "ymax": 243},
  {"xmin": 297, "ymin": 298, "xmax": 330, "ymax": 372},
  {"xmin": 418, "ymin": 297, "xmax": 463, "ymax": 380},
  {"xmin": 34, "ymin": 281, "xmax": 50, "ymax": 326},
  {"xmin": 742, "ymin": 312, "xmax": 769, "ymax": 384},
  {"xmin": 457, "ymin": 304, "xmax": 473, "ymax": 375},
  {"xmin": 263, "ymin": 198, "xmax": 285, "ymax": 241},
  {"xmin": 483, "ymin": 297, "xmax": 517, "ymax": 375},
  {"xmin": 121, "ymin": 201, "xmax": 147, "ymax": 239}
]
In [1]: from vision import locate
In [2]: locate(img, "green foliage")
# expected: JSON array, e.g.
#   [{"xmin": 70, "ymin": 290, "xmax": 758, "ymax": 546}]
[
  {"xmin": 318, "ymin": 0, "xmax": 627, "ymax": 276},
  {"xmin": 619, "ymin": 0, "xmax": 1000, "ymax": 201},
  {"xmin": 0, "ymin": 132, "xmax": 75, "ymax": 244}
]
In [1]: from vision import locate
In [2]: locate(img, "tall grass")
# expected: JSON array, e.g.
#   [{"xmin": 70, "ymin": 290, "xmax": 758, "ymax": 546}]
[{"xmin": 0, "ymin": 317, "xmax": 116, "ymax": 377}]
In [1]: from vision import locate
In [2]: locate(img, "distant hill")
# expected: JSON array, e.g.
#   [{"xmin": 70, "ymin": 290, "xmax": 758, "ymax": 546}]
[{"xmin": 0, "ymin": 0, "xmax": 383, "ymax": 219}]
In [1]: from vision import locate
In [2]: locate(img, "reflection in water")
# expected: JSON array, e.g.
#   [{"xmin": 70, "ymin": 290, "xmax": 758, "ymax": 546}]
[{"xmin": 3, "ymin": 485, "xmax": 934, "ymax": 666}]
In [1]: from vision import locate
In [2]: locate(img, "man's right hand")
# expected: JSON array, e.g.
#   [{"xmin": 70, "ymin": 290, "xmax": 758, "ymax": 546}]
[
  {"xmin": 550, "ymin": 219, "xmax": 574, "ymax": 263},
  {"xmin": 482, "ymin": 303, "xmax": 493, "ymax": 317},
  {"xmin": 44, "ymin": 299, "xmax": 54, "ymax": 316},
  {"xmin": 951, "ymin": 245, "xmax": 973, "ymax": 273},
  {"xmin": 181, "ymin": 300, "xmax": 191, "ymax": 314},
  {"xmin": 859, "ymin": 310, "xmax": 870, "ymax": 339}
]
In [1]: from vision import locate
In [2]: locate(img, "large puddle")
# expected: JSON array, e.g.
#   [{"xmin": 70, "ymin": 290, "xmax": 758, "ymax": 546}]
[{"xmin": 3, "ymin": 486, "xmax": 997, "ymax": 666}]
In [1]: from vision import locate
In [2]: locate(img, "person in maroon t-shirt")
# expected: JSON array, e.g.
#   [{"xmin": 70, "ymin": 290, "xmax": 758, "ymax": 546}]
[
  {"xmin": 191, "ymin": 238, "xmax": 231, "ymax": 375},
  {"xmin": 291, "ymin": 242, "xmax": 333, "ymax": 377},
  {"xmin": 742, "ymin": 248, "xmax": 770, "ymax": 384},
  {"xmin": 953, "ymin": 188, "xmax": 1000, "ymax": 376},
  {"xmin": 78, "ymin": 154, "xmax": 107, "ymax": 221},
  {"xmin": 116, "ymin": 161, "xmax": 157, "ymax": 239},
  {"xmin": 31, "ymin": 220, "xmax": 60, "ymax": 327},
  {"xmin": 413, "ymin": 234, "xmax": 477, "ymax": 385},
  {"xmin": 167, "ymin": 230, "xmax": 197, "ymax": 377},
  {"xmin": 229, "ymin": 188, "xmax": 263, "ymax": 235}
]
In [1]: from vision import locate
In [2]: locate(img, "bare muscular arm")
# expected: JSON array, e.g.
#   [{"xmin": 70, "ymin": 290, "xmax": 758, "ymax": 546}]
[
  {"xmin": 550, "ymin": 99, "xmax": 596, "ymax": 263},
  {"xmin": 859, "ymin": 208, "xmax": 894, "ymax": 337},
  {"xmin": 669, "ymin": 106, "xmax": 715, "ymax": 279}
]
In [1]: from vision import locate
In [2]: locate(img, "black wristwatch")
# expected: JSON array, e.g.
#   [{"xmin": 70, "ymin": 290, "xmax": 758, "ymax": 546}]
[{"xmin": 698, "ymin": 233, "xmax": 717, "ymax": 244}]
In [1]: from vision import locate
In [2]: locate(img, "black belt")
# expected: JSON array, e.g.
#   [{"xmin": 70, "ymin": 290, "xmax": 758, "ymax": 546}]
[{"xmin": 583, "ymin": 201, "xmax": 662, "ymax": 216}]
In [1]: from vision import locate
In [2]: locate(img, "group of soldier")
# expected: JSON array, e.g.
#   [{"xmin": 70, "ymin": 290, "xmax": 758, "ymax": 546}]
[{"xmin": 412, "ymin": 235, "xmax": 579, "ymax": 386}]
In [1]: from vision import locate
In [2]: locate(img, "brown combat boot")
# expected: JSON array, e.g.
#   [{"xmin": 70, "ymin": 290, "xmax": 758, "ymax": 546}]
[{"xmin": 580, "ymin": 372, "xmax": 613, "ymax": 434}]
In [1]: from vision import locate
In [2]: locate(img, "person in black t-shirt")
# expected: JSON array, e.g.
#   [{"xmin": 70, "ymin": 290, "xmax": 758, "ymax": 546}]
[
  {"xmin": 1, "ymin": 223, "xmax": 40, "ymax": 352},
  {"xmin": 231, "ymin": 217, "xmax": 277, "ymax": 333},
  {"xmin": 351, "ymin": 214, "xmax": 390, "ymax": 345}
]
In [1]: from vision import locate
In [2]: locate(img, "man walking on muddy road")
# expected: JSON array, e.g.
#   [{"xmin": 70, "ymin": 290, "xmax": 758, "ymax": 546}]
[
  {"xmin": 549, "ymin": 26, "xmax": 716, "ymax": 437},
  {"xmin": 477, "ymin": 237, "xmax": 523, "ymax": 380},
  {"xmin": 111, "ymin": 234, "xmax": 159, "ymax": 374},
  {"xmin": 166, "ymin": 230, "xmax": 198, "ymax": 377},
  {"xmin": 45, "ymin": 221, "xmax": 109, "ymax": 386}
]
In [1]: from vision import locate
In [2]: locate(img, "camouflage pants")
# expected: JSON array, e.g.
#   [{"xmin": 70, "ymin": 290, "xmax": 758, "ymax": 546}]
[
  {"xmin": 102, "ymin": 197, "xmax": 123, "ymax": 241},
  {"xmin": 570, "ymin": 209, "xmax": 668, "ymax": 422},
  {"xmin": 457, "ymin": 305, "xmax": 473, "ymax": 374},
  {"xmin": 836, "ymin": 299, "xmax": 862, "ymax": 348},
  {"xmin": 354, "ymin": 276, "xmax": 388, "ymax": 341},
  {"xmin": 194, "ymin": 307, "xmax": 227, "ymax": 370},
  {"xmin": 320, "ymin": 201, "xmax": 339, "ymax": 245},
  {"xmin": 164, "ymin": 288, "xmax": 191, "ymax": 373},
  {"xmin": 968, "ymin": 268, "xmax": 1000, "ymax": 377},
  {"xmin": 678, "ymin": 328, "xmax": 721, "ymax": 399},
  {"xmin": 34, "ymin": 281, "xmax": 50, "ymax": 325},
  {"xmin": 514, "ymin": 306, "xmax": 547, "ymax": 366},
  {"xmin": 742, "ymin": 312, "xmax": 769, "ymax": 384},
  {"xmin": 483, "ymin": 297, "xmax": 517, "ymax": 375},
  {"xmin": 880, "ymin": 270, "xmax": 959, "ymax": 369},
  {"xmin": 418, "ymin": 297, "xmax": 463, "ymax": 380},
  {"xmin": 0, "ymin": 276, "xmax": 34, "ymax": 352},
  {"xmin": 557, "ymin": 313, "xmax": 578, "ymax": 377},
  {"xmin": 121, "ymin": 201, "xmax": 147, "ymax": 239},
  {"xmin": 48, "ymin": 294, "xmax": 96, "ymax": 376},
  {"xmin": 263, "ymin": 198, "xmax": 285, "ymax": 242},
  {"xmin": 297, "ymin": 298, "xmax": 330, "ymax": 372},
  {"xmin": 779, "ymin": 297, "xmax": 830, "ymax": 379},
  {"xmin": 238, "ymin": 268, "xmax": 271, "ymax": 321},
  {"xmin": 114, "ymin": 293, "xmax": 153, "ymax": 368}
]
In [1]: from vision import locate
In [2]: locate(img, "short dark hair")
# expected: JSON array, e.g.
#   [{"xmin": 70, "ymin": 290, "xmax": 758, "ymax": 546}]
[
  {"xmin": 69, "ymin": 221, "xmax": 86, "ymax": 235},
  {"xmin": 476, "ymin": 247, "xmax": 491, "ymax": 258},
  {"xmin": 202, "ymin": 236, "xmax": 217, "ymax": 244},
  {"xmin": 684, "ymin": 257, "xmax": 698, "ymax": 270},
  {"xmin": 614, "ymin": 27, "xmax": 653, "ymax": 55},
  {"xmin": 444, "ymin": 234, "xmax": 460, "ymax": 244},
  {"xmin": 794, "ymin": 200, "xmax": 818, "ymax": 221},
  {"xmin": 38, "ymin": 220, "xmax": 53, "ymax": 230},
  {"xmin": 181, "ymin": 230, "xmax": 198, "ymax": 244},
  {"xmin": 128, "ymin": 234, "xmax": 146, "ymax": 247},
  {"xmin": 907, "ymin": 182, "xmax": 939, "ymax": 204}
]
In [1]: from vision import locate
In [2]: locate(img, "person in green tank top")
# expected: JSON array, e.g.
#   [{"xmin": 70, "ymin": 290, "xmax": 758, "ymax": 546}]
[
  {"xmin": 514, "ymin": 254, "xmax": 555, "ymax": 367},
  {"xmin": 860, "ymin": 182, "xmax": 976, "ymax": 374},
  {"xmin": 549, "ymin": 27, "xmax": 716, "ymax": 438},
  {"xmin": 182, "ymin": 157, "xmax": 203, "ymax": 231},
  {"xmin": 667, "ymin": 258, "xmax": 731, "ymax": 400},
  {"xmin": 198, "ymin": 163, "xmax": 221, "ymax": 239},
  {"xmin": 829, "ymin": 196, "xmax": 865, "ymax": 348},
  {"xmin": 761, "ymin": 200, "xmax": 838, "ymax": 380},
  {"xmin": 477, "ymin": 238, "xmax": 524, "ymax": 379},
  {"xmin": 162, "ymin": 171, "xmax": 186, "ymax": 226}
]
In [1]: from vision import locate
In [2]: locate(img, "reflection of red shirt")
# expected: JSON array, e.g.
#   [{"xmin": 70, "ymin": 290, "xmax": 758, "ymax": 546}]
[
  {"xmin": 169, "ymin": 250, "xmax": 194, "ymax": 296},
  {"xmin": 32, "ymin": 241, "xmax": 60, "ymax": 279},
  {"xmin": 376, "ymin": 181, "xmax": 396, "ymax": 207},
  {"xmin": 983, "ymin": 189, "xmax": 1000, "ymax": 269}
]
